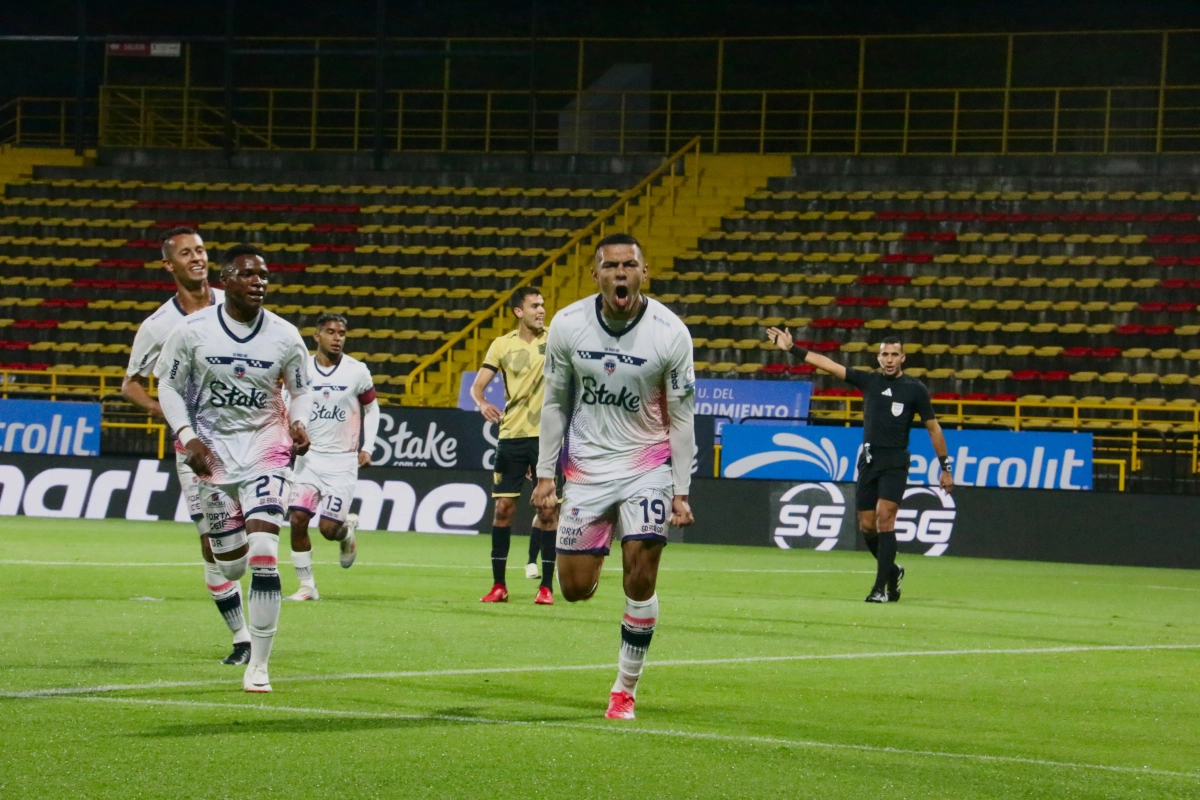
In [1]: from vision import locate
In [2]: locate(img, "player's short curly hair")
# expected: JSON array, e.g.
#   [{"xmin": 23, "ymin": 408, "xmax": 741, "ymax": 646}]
[
  {"xmin": 315, "ymin": 312, "xmax": 349, "ymax": 330},
  {"xmin": 160, "ymin": 226, "xmax": 201, "ymax": 260},
  {"xmin": 219, "ymin": 243, "xmax": 268, "ymax": 279}
]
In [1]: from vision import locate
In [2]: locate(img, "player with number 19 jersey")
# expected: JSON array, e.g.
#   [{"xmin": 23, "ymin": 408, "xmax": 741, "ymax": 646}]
[{"xmin": 544, "ymin": 295, "xmax": 695, "ymax": 486}]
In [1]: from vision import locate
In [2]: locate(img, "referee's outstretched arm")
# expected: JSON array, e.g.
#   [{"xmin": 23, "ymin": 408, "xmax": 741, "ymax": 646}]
[{"xmin": 765, "ymin": 327, "xmax": 846, "ymax": 380}]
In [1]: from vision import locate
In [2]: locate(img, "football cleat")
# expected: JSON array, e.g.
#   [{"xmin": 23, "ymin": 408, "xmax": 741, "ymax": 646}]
[
  {"xmin": 480, "ymin": 584, "xmax": 509, "ymax": 603},
  {"xmin": 605, "ymin": 691, "xmax": 636, "ymax": 720},
  {"xmin": 865, "ymin": 589, "xmax": 890, "ymax": 603},
  {"xmin": 534, "ymin": 585, "xmax": 554, "ymax": 605},
  {"xmin": 243, "ymin": 662, "xmax": 272, "ymax": 693},
  {"xmin": 525, "ymin": 562, "xmax": 541, "ymax": 579},
  {"xmin": 221, "ymin": 641, "xmax": 251, "ymax": 666},
  {"xmin": 339, "ymin": 514, "xmax": 359, "ymax": 569},
  {"xmin": 285, "ymin": 585, "xmax": 320, "ymax": 602},
  {"xmin": 887, "ymin": 564, "xmax": 905, "ymax": 603}
]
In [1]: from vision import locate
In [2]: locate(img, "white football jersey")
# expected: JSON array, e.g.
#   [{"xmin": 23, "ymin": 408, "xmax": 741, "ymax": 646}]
[
  {"xmin": 542, "ymin": 294, "xmax": 694, "ymax": 484},
  {"xmin": 155, "ymin": 304, "xmax": 311, "ymax": 485},
  {"xmin": 126, "ymin": 288, "xmax": 224, "ymax": 454},
  {"xmin": 306, "ymin": 354, "xmax": 376, "ymax": 454},
  {"xmin": 126, "ymin": 289, "xmax": 226, "ymax": 379}
]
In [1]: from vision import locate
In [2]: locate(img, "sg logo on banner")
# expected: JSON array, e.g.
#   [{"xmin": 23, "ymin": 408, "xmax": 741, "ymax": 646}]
[{"xmin": 771, "ymin": 481, "xmax": 956, "ymax": 556}]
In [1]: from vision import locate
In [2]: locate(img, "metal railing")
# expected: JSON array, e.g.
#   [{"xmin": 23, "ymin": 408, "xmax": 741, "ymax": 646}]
[
  {"xmin": 0, "ymin": 97, "xmax": 99, "ymax": 148},
  {"xmin": 402, "ymin": 136, "xmax": 703, "ymax": 403},
  {"xmin": 96, "ymin": 84, "xmax": 1200, "ymax": 155},
  {"xmin": 808, "ymin": 396, "xmax": 1200, "ymax": 476}
]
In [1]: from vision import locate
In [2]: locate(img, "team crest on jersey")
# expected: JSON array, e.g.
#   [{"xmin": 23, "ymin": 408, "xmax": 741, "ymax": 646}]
[
  {"xmin": 603, "ymin": 358, "xmax": 617, "ymax": 375},
  {"xmin": 538, "ymin": 344, "xmax": 546, "ymax": 355},
  {"xmin": 233, "ymin": 364, "xmax": 246, "ymax": 378},
  {"xmin": 322, "ymin": 388, "xmax": 331, "ymax": 399}
]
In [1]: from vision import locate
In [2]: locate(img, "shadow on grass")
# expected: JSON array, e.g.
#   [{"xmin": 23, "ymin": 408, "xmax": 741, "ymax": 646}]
[{"xmin": 135, "ymin": 706, "xmax": 585, "ymax": 738}]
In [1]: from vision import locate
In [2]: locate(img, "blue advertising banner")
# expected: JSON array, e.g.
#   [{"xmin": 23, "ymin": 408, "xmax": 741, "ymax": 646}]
[
  {"xmin": 721, "ymin": 424, "xmax": 1093, "ymax": 490},
  {"xmin": 456, "ymin": 370, "xmax": 506, "ymax": 412},
  {"xmin": 695, "ymin": 379, "xmax": 812, "ymax": 437},
  {"xmin": 0, "ymin": 399, "xmax": 101, "ymax": 456}
]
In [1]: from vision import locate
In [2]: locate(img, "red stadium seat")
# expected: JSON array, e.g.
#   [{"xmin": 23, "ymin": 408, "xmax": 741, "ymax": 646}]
[
  {"xmin": 1092, "ymin": 347, "xmax": 1122, "ymax": 358},
  {"xmin": 1153, "ymin": 257, "xmax": 1181, "ymax": 267},
  {"xmin": 1063, "ymin": 347, "xmax": 1092, "ymax": 358},
  {"xmin": 860, "ymin": 297, "xmax": 889, "ymax": 308},
  {"xmin": 788, "ymin": 364, "xmax": 815, "ymax": 376},
  {"xmin": 761, "ymin": 363, "xmax": 788, "ymax": 376},
  {"xmin": 1160, "ymin": 279, "xmax": 1188, "ymax": 289},
  {"xmin": 857, "ymin": 274, "xmax": 884, "ymax": 286},
  {"xmin": 962, "ymin": 392, "xmax": 991, "ymax": 401},
  {"xmin": 835, "ymin": 296, "xmax": 861, "ymax": 307},
  {"xmin": 812, "ymin": 341, "xmax": 841, "ymax": 353},
  {"xmin": 835, "ymin": 318, "xmax": 864, "ymax": 329},
  {"xmin": 992, "ymin": 394, "xmax": 1019, "ymax": 402},
  {"xmin": 882, "ymin": 276, "xmax": 912, "ymax": 286},
  {"xmin": 1115, "ymin": 324, "xmax": 1144, "ymax": 335},
  {"xmin": 933, "ymin": 392, "xmax": 960, "ymax": 400},
  {"xmin": 1041, "ymin": 371, "xmax": 1070, "ymax": 382},
  {"xmin": 1012, "ymin": 370, "xmax": 1041, "ymax": 381},
  {"xmin": 810, "ymin": 318, "xmax": 837, "ymax": 329},
  {"xmin": 1138, "ymin": 302, "xmax": 1167, "ymax": 312},
  {"xmin": 1144, "ymin": 325, "xmax": 1174, "ymax": 335},
  {"xmin": 1167, "ymin": 302, "xmax": 1197, "ymax": 312}
]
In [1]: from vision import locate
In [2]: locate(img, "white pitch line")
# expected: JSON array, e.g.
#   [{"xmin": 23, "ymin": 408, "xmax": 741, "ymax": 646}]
[
  {"xmin": 3, "ymin": 643, "xmax": 1197, "ymax": 700},
  {"xmin": 1145, "ymin": 585, "xmax": 1200, "ymax": 592},
  {"xmin": 0, "ymin": 558, "xmax": 871, "ymax": 575},
  {"xmin": 69, "ymin": 695, "xmax": 1200, "ymax": 781}
]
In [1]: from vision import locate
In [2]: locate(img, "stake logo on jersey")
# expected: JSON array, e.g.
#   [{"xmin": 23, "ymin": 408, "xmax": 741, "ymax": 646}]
[
  {"xmin": 126, "ymin": 289, "xmax": 225, "ymax": 454},
  {"xmin": 305, "ymin": 354, "xmax": 376, "ymax": 455},
  {"xmin": 544, "ymin": 295, "xmax": 694, "ymax": 484},
  {"xmin": 155, "ymin": 304, "xmax": 311, "ymax": 485}
]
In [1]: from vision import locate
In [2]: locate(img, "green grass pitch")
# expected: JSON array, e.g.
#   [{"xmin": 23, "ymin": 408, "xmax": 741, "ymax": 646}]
[{"xmin": 1, "ymin": 518, "xmax": 1198, "ymax": 799}]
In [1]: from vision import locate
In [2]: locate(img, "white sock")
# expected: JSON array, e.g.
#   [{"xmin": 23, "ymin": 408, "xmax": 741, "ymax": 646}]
[
  {"xmin": 247, "ymin": 532, "xmax": 282, "ymax": 668},
  {"xmin": 613, "ymin": 594, "xmax": 658, "ymax": 698},
  {"xmin": 204, "ymin": 561, "xmax": 249, "ymax": 644},
  {"xmin": 291, "ymin": 549, "xmax": 316, "ymax": 588}
]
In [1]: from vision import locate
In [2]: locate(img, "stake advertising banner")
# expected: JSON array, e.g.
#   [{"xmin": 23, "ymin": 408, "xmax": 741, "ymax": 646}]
[
  {"xmin": 720, "ymin": 424, "xmax": 1093, "ymax": 490},
  {"xmin": 372, "ymin": 407, "xmax": 716, "ymax": 477},
  {"xmin": 0, "ymin": 400, "xmax": 101, "ymax": 457}
]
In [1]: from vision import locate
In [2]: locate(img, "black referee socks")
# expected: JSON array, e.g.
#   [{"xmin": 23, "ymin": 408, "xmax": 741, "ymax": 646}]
[{"xmin": 873, "ymin": 530, "xmax": 898, "ymax": 592}]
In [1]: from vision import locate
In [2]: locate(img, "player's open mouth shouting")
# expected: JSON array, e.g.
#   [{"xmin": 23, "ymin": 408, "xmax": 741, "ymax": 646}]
[{"xmin": 612, "ymin": 283, "xmax": 631, "ymax": 309}]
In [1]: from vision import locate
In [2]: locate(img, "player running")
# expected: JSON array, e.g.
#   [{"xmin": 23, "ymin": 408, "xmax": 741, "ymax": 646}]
[
  {"xmin": 156, "ymin": 243, "xmax": 312, "ymax": 693},
  {"xmin": 533, "ymin": 233, "xmax": 696, "ymax": 720},
  {"xmin": 766, "ymin": 329, "xmax": 954, "ymax": 602},
  {"xmin": 472, "ymin": 286, "xmax": 559, "ymax": 605},
  {"xmin": 284, "ymin": 312, "xmax": 380, "ymax": 601},
  {"xmin": 121, "ymin": 226, "xmax": 251, "ymax": 665}
]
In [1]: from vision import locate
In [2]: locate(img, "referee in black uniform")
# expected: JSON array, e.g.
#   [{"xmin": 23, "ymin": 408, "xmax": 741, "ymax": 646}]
[{"xmin": 767, "ymin": 329, "xmax": 954, "ymax": 602}]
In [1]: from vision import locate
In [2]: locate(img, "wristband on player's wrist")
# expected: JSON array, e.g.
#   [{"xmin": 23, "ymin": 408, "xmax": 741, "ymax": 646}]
[
  {"xmin": 938, "ymin": 455, "xmax": 952, "ymax": 473},
  {"xmin": 791, "ymin": 343, "xmax": 810, "ymax": 359},
  {"xmin": 177, "ymin": 426, "xmax": 197, "ymax": 447}
]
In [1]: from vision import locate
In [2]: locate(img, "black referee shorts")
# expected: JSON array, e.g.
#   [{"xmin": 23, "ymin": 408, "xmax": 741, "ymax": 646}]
[{"xmin": 855, "ymin": 448, "xmax": 910, "ymax": 511}]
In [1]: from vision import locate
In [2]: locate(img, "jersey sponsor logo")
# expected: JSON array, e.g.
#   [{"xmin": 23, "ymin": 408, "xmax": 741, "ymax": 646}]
[
  {"xmin": 580, "ymin": 376, "xmax": 641, "ymax": 413},
  {"xmin": 891, "ymin": 402, "xmax": 905, "ymax": 416},
  {"xmin": 208, "ymin": 380, "xmax": 269, "ymax": 410},
  {"xmin": 724, "ymin": 431, "xmax": 851, "ymax": 480},
  {"xmin": 168, "ymin": 358, "xmax": 180, "ymax": 379},
  {"xmin": 882, "ymin": 388, "xmax": 892, "ymax": 396},
  {"xmin": 312, "ymin": 404, "xmax": 348, "ymax": 422},
  {"xmin": 773, "ymin": 482, "xmax": 845, "ymax": 551}
]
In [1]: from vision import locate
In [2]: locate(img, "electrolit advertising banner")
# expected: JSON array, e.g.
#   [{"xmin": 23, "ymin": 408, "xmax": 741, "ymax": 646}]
[
  {"xmin": 695, "ymin": 379, "xmax": 812, "ymax": 437},
  {"xmin": 0, "ymin": 400, "xmax": 101, "ymax": 457},
  {"xmin": 720, "ymin": 424, "xmax": 1093, "ymax": 490}
]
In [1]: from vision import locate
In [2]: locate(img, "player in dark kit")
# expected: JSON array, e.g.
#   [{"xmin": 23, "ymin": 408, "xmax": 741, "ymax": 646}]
[{"xmin": 767, "ymin": 330, "xmax": 954, "ymax": 602}]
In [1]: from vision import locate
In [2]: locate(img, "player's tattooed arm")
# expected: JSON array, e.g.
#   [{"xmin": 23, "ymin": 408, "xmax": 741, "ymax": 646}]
[{"xmin": 121, "ymin": 374, "xmax": 163, "ymax": 419}]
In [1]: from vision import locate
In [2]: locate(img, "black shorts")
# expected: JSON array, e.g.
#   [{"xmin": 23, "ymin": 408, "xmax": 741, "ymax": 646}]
[
  {"xmin": 493, "ymin": 437, "xmax": 539, "ymax": 497},
  {"xmin": 855, "ymin": 448, "xmax": 910, "ymax": 511}
]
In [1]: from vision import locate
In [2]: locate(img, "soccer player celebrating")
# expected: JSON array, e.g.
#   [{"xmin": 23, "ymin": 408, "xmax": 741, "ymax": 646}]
[
  {"xmin": 121, "ymin": 227, "xmax": 251, "ymax": 665},
  {"xmin": 155, "ymin": 244, "xmax": 312, "ymax": 692},
  {"xmin": 284, "ymin": 312, "xmax": 379, "ymax": 601},
  {"xmin": 766, "ymin": 329, "xmax": 954, "ymax": 602},
  {"xmin": 472, "ymin": 286, "xmax": 559, "ymax": 605},
  {"xmin": 532, "ymin": 233, "xmax": 696, "ymax": 720}
]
